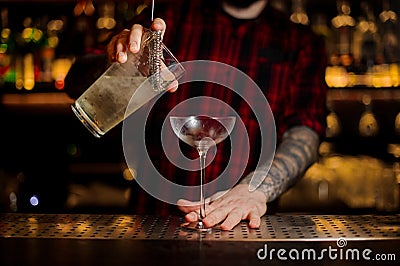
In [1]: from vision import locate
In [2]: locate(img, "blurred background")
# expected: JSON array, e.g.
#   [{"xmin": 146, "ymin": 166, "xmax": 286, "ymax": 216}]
[{"xmin": 0, "ymin": 0, "xmax": 400, "ymax": 214}]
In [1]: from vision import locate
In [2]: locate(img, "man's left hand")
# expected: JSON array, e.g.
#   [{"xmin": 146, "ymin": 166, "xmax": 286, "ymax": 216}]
[{"xmin": 177, "ymin": 184, "xmax": 267, "ymax": 230}]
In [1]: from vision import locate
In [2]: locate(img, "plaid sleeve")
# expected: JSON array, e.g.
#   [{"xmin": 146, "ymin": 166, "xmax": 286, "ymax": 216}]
[{"xmin": 280, "ymin": 28, "xmax": 328, "ymax": 138}]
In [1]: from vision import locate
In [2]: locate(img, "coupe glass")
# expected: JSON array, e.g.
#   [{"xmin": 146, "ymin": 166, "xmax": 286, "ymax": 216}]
[{"xmin": 169, "ymin": 115, "xmax": 236, "ymax": 231}]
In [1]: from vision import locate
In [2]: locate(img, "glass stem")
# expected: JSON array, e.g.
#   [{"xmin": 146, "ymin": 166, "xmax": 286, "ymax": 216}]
[{"xmin": 198, "ymin": 149, "xmax": 207, "ymax": 221}]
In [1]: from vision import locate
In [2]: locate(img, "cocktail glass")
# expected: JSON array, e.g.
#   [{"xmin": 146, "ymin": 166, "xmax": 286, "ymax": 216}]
[{"xmin": 169, "ymin": 115, "xmax": 236, "ymax": 231}]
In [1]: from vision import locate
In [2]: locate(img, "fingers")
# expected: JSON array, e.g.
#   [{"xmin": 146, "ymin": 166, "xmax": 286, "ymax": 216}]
[
  {"xmin": 128, "ymin": 24, "xmax": 144, "ymax": 53},
  {"xmin": 177, "ymin": 185, "xmax": 267, "ymax": 230},
  {"xmin": 152, "ymin": 18, "xmax": 166, "ymax": 34},
  {"xmin": 177, "ymin": 199, "xmax": 200, "ymax": 223},
  {"xmin": 218, "ymin": 208, "xmax": 243, "ymax": 231},
  {"xmin": 178, "ymin": 202, "xmax": 263, "ymax": 231},
  {"xmin": 202, "ymin": 205, "xmax": 256, "ymax": 229},
  {"xmin": 201, "ymin": 205, "xmax": 229, "ymax": 228},
  {"xmin": 107, "ymin": 29, "xmax": 129, "ymax": 62},
  {"xmin": 115, "ymin": 30, "xmax": 130, "ymax": 63},
  {"xmin": 185, "ymin": 212, "xmax": 198, "ymax": 223},
  {"xmin": 107, "ymin": 18, "xmax": 167, "ymax": 63},
  {"xmin": 116, "ymin": 44, "xmax": 127, "ymax": 63},
  {"xmin": 204, "ymin": 207, "xmax": 263, "ymax": 230},
  {"xmin": 177, "ymin": 198, "xmax": 211, "ymax": 224},
  {"xmin": 129, "ymin": 18, "xmax": 165, "ymax": 53},
  {"xmin": 248, "ymin": 209, "xmax": 262, "ymax": 229}
]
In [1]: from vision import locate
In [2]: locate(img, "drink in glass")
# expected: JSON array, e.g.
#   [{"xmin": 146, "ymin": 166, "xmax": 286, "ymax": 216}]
[
  {"xmin": 170, "ymin": 115, "xmax": 236, "ymax": 231},
  {"xmin": 72, "ymin": 30, "xmax": 185, "ymax": 138}
]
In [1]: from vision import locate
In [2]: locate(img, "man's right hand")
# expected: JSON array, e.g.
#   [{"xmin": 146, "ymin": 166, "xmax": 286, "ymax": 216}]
[
  {"xmin": 106, "ymin": 18, "xmax": 166, "ymax": 63},
  {"xmin": 106, "ymin": 18, "xmax": 178, "ymax": 92}
]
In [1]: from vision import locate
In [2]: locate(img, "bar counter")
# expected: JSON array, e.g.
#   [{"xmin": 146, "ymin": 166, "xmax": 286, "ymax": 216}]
[{"xmin": 0, "ymin": 213, "xmax": 399, "ymax": 265}]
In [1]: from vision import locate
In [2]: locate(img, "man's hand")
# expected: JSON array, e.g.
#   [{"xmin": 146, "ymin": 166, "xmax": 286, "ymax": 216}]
[
  {"xmin": 107, "ymin": 18, "xmax": 166, "ymax": 63},
  {"xmin": 106, "ymin": 18, "xmax": 178, "ymax": 92},
  {"xmin": 177, "ymin": 184, "xmax": 268, "ymax": 230}
]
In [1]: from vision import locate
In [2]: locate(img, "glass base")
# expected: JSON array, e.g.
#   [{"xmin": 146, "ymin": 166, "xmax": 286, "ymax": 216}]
[
  {"xmin": 180, "ymin": 221, "xmax": 212, "ymax": 233},
  {"xmin": 71, "ymin": 104, "xmax": 103, "ymax": 138}
]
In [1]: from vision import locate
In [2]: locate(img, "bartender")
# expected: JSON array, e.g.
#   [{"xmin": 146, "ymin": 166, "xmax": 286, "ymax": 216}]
[{"xmin": 67, "ymin": 0, "xmax": 327, "ymax": 230}]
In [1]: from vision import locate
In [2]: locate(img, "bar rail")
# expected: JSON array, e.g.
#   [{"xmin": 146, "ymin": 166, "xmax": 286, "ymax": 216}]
[{"xmin": 1, "ymin": 213, "xmax": 399, "ymax": 265}]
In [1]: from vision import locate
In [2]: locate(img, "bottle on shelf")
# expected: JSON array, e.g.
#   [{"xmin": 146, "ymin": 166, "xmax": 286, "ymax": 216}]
[
  {"xmin": 331, "ymin": 0, "xmax": 356, "ymax": 67},
  {"xmin": 325, "ymin": 0, "xmax": 356, "ymax": 87},
  {"xmin": 290, "ymin": 0, "xmax": 309, "ymax": 25},
  {"xmin": 0, "ymin": 8, "xmax": 16, "ymax": 86},
  {"xmin": 379, "ymin": 0, "xmax": 400, "ymax": 64}
]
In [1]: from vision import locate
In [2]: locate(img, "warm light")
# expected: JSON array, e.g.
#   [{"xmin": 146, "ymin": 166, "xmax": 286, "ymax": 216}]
[
  {"xmin": 357, "ymin": 20, "xmax": 370, "ymax": 33},
  {"xmin": 372, "ymin": 65, "xmax": 392, "ymax": 88},
  {"xmin": 390, "ymin": 64, "xmax": 399, "ymax": 87},
  {"xmin": 22, "ymin": 27, "xmax": 33, "ymax": 41},
  {"xmin": 380, "ymin": 10, "xmax": 397, "ymax": 23},
  {"xmin": 32, "ymin": 29, "xmax": 43, "ymax": 42},
  {"xmin": 326, "ymin": 112, "xmax": 341, "ymax": 138},
  {"xmin": 368, "ymin": 22, "xmax": 377, "ymax": 33},
  {"xmin": 290, "ymin": 12, "xmax": 309, "ymax": 25},
  {"xmin": 47, "ymin": 36, "xmax": 59, "ymax": 48},
  {"xmin": 388, "ymin": 143, "xmax": 400, "ymax": 157},
  {"xmin": 55, "ymin": 80, "xmax": 65, "ymax": 90},
  {"xmin": 15, "ymin": 80, "xmax": 23, "ymax": 90},
  {"xmin": 325, "ymin": 63, "xmax": 400, "ymax": 88},
  {"xmin": 52, "ymin": 58, "xmax": 74, "ymax": 90},
  {"xmin": 96, "ymin": 1, "xmax": 116, "ymax": 30},
  {"xmin": 331, "ymin": 15, "xmax": 355, "ymax": 28},
  {"xmin": 325, "ymin": 66, "xmax": 349, "ymax": 87},
  {"xmin": 15, "ymin": 56, "xmax": 23, "ymax": 90},
  {"xmin": 123, "ymin": 168, "xmax": 136, "ymax": 181},
  {"xmin": 23, "ymin": 53, "xmax": 35, "ymax": 90},
  {"xmin": 24, "ymin": 79, "xmax": 35, "ymax": 90},
  {"xmin": 359, "ymin": 111, "xmax": 379, "ymax": 137},
  {"xmin": 361, "ymin": 94, "xmax": 372, "ymax": 106},
  {"xmin": 1, "ymin": 28, "xmax": 10, "ymax": 41},
  {"xmin": 340, "ymin": 3, "xmax": 351, "ymax": 15},
  {"xmin": 96, "ymin": 17, "xmax": 116, "ymax": 30},
  {"xmin": 75, "ymin": 221, "xmax": 90, "ymax": 234},
  {"xmin": 56, "ymin": 222, "xmax": 73, "ymax": 233},
  {"xmin": 27, "ymin": 217, "xmax": 39, "ymax": 234},
  {"xmin": 74, "ymin": 0, "xmax": 95, "ymax": 16},
  {"xmin": 318, "ymin": 141, "xmax": 335, "ymax": 156},
  {"xmin": 47, "ymin": 19, "xmax": 64, "ymax": 31}
]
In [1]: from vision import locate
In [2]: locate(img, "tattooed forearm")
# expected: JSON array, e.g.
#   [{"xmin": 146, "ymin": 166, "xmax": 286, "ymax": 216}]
[{"xmin": 240, "ymin": 126, "xmax": 320, "ymax": 202}]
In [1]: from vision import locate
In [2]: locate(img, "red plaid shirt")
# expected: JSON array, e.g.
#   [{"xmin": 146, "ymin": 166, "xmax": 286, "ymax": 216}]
[{"xmin": 127, "ymin": 1, "xmax": 327, "ymax": 215}]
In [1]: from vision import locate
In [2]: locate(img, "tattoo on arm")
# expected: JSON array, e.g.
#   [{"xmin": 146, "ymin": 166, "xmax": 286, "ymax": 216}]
[{"xmin": 240, "ymin": 126, "xmax": 320, "ymax": 202}]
